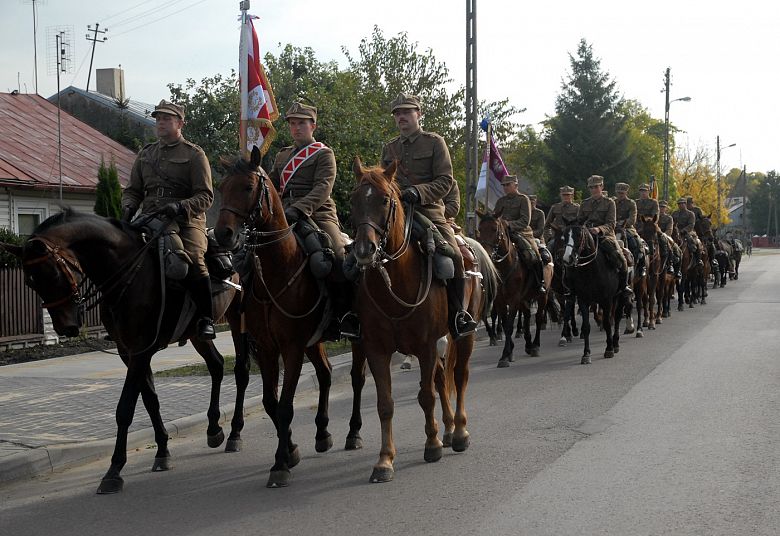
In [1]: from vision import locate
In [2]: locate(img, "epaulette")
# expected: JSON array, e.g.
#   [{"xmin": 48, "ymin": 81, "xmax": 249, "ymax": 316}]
[
  {"xmin": 386, "ymin": 135, "xmax": 401, "ymax": 145},
  {"xmin": 140, "ymin": 141, "xmax": 156, "ymax": 152},
  {"xmin": 182, "ymin": 139, "xmax": 205, "ymax": 153},
  {"xmin": 420, "ymin": 131, "xmax": 443, "ymax": 140}
]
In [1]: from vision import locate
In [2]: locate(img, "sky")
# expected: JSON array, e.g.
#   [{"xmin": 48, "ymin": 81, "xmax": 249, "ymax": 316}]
[{"xmin": 2, "ymin": 0, "xmax": 778, "ymax": 174}]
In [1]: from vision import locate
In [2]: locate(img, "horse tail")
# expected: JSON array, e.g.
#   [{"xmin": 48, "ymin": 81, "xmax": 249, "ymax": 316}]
[{"xmin": 465, "ymin": 236, "xmax": 499, "ymax": 320}]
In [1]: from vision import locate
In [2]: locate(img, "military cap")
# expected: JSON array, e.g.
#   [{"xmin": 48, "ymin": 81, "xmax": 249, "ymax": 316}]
[
  {"xmin": 638, "ymin": 183, "xmax": 650, "ymax": 191},
  {"xmin": 529, "ymin": 194, "xmax": 537, "ymax": 201},
  {"xmin": 615, "ymin": 182, "xmax": 629, "ymax": 193},
  {"xmin": 151, "ymin": 100, "xmax": 185, "ymax": 120},
  {"xmin": 659, "ymin": 200, "xmax": 669, "ymax": 207},
  {"xmin": 677, "ymin": 197, "xmax": 688, "ymax": 204},
  {"xmin": 686, "ymin": 196, "xmax": 694, "ymax": 202},
  {"xmin": 587, "ymin": 175, "xmax": 604, "ymax": 187},
  {"xmin": 285, "ymin": 101, "xmax": 317, "ymax": 122},
  {"xmin": 559, "ymin": 185, "xmax": 575, "ymax": 195},
  {"xmin": 501, "ymin": 174, "xmax": 518, "ymax": 185},
  {"xmin": 390, "ymin": 93, "xmax": 422, "ymax": 113}
]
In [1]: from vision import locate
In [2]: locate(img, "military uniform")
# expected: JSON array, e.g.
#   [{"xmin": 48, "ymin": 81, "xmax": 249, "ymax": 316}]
[
  {"xmin": 577, "ymin": 179, "xmax": 628, "ymax": 272},
  {"xmin": 122, "ymin": 100, "xmax": 215, "ymax": 339},
  {"xmin": 544, "ymin": 186, "xmax": 579, "ymax": 244},
  {"xmin": 635, "ymin": 186, "xmax": 659, "ymax": 219},
  {"xmin": 443, "ymin": 181, "xmax": 460, "ymax": 221},
  {"xmin": 673, "ymin": 199, "xmax": 703, "ymax": 263},
  {"xmin": 658, "ymin": 211, "xmax": 674, "ymax": 236},
  {"xmin": 529, "ymin": 196, "xmax": 546, "ymax": 242}
]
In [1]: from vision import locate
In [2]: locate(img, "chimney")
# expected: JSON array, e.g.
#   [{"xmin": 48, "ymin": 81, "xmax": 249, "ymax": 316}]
[{"xmin": 95, "ymin": 68, "xmax": 125, "ymax": 99}]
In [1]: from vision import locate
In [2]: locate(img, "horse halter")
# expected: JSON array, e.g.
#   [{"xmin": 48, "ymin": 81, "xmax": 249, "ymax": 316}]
[
  {"xmin": 23, "ymin": 236, "xmax": 84, "ymax": 309},
  {"xmin": 565, "ymin": 225, "xmax": 598, "ymax": 267},
  {"xmin": 489, "ymin": 221, "xmax": 511, "ymax": 263},
  {"xmin": 219, "ymin": 170, "xmax": 271, "ymax": 225},
  {"xmin": 352, "ymin": 185, "xmax": 409, "ymax": 264}
]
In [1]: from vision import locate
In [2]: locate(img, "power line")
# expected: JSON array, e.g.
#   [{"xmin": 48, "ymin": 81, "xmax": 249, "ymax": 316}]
[
  {"xmin": 109, "ymin": 0, "xmax": 192, "ymax": 30},
  {"xmin": 110, "ymin": 0, "xmax": 211, "ymax": 38},
  {"xmin": 100, "ymin": 0, "xmax": 158, "ymax": 24}
]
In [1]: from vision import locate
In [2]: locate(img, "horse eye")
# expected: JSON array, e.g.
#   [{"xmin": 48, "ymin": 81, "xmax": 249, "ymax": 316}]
[{"xmin": 383, "ymin": 196, "xmax": 390, "ymax": 206}]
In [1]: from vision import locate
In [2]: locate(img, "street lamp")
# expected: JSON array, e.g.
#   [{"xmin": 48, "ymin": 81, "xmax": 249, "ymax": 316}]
[
  {"xmin": 716, "ymin": 135, "xmax": 736, "ymax": 230},
  {"xmin": 662, "ymin": 68, "xmax": 691, "ymax": 202}
]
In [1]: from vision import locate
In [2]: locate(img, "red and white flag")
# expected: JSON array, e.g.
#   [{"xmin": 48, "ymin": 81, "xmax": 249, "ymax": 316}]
[{"xmin": 239, "ymin": 14, "xmax": 278, "ymax": 157}]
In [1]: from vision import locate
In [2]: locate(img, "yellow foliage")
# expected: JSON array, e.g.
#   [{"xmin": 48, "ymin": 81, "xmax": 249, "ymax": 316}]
[{"xmin": 671, "ymin": 146, "xmax": 731, "ymax": 227}]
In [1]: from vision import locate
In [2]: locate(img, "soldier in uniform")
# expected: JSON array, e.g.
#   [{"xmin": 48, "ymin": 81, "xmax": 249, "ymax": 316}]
[
  {"xmin": 673, "ymin": 197, "xmax": 703, "ymax": 265},
  {"xmin": 686, "ymin": 196, "xmax": 705, "ymax": 224},
  {"xmin": 267, "ymin": 101, "xmax": 353, "ymax": 338},
  {"xmin": 493, "ymin": 175, "xmax": 546, "ymax": 293},
  {"xmin": 122, "ymin": 100, "xmax": 216, "ymax": 340},
  {"xmin": 529, "ymin": 195, "xmax": 545, "ymax": 242},
  {"xmin": 657, "ymin": 200, "xmax": 679, "ymax": 274},
  {"xmin": 576, "ymin": 175, "xmax": 633, "ymax": 297},
  {"xmin": 381, "ymin": 93, "xmax": 477, "ymax": 337},
  {"xmin": 635, "ymin": 184, "xmax": 658, "ymax": 219},
  {"xmin": 544, "ymin": 185, "xmax": 580, "ymax": 250},
  {"xmin": 614, "ymin": 182, "xmax": 645, "ymax": 277},
  {"xmin": 658, "ymin": 200, "xmax": 674, "ymax": 235}
]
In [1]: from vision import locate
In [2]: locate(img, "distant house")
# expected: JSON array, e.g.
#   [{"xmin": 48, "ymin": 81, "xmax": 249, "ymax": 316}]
[{"xmin": 0, "ymin": 91, "xmax": 136, "ymax": 236}]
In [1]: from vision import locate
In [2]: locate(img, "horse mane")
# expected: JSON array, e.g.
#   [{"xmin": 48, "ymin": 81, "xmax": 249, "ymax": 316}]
[
  {"xmin": 219, "ymin": 154, "xmax": 259, "ymax": 177},
  {"xmin": 33, "ymin": 208, "xmax": 125, "ymax": 238}
]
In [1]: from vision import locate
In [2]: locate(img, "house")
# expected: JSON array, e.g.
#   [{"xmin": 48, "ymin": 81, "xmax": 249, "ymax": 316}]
[{"xmin": 0, "ymin": 91, "xmax": 136, "ymax": 235}]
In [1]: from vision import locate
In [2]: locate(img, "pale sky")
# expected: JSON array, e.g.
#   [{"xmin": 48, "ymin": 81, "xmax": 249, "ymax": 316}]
[{"xmin": 2, "ymin": 0, "xmax": 777, "ymax": 174}]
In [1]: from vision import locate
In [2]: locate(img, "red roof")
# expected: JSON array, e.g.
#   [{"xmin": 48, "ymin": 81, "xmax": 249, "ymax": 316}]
[{"xmin": 0, "ymin": 92, "xmax": 136, "ymax": 192}]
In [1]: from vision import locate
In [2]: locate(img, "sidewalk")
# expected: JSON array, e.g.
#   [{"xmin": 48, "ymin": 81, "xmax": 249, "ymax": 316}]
[{"xmin": 0, "ymin": 330, "xmax": 372, "ymax": 485}]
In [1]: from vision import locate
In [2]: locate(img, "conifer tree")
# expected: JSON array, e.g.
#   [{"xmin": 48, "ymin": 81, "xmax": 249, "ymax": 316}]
[{"xmin": 94, "ymin": 158, "xmax": 122, "ymax": 219}]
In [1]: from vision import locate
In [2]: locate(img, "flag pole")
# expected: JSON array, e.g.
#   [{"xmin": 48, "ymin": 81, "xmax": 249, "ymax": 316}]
[
  {"xmin": 239, "ymin": 1, "xmax": 250, "ymax": 159},
  {"xmin": 485, "ymin": 120, "xmax": 492, "ymax": 211}
]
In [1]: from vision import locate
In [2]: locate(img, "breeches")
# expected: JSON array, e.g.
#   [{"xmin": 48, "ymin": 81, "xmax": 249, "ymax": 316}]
[
  {"xmin": 180, "ymin": 225, "xmax": 209, "ymax": 278},
  {"xmin": 600, "ymin": 235, "xmax": 627, "ymax": 271},
  {"xmin": 436, "ymin": 222, "xmax": 465, "ymax": 278},
  {"xmin": 314, "ymin": 217, "xmax": 346, "ymax": 265}
]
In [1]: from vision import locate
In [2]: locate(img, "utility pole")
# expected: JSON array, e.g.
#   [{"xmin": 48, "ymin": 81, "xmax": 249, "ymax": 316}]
[
  {"xmin": 85, "ymin": 23, "xmax": 108, "ymax": 92},
  {"xmin": 464, "ymin": 0, "xmax": 478, "ymax": 237},
  {"xmin": 662, "ymin": 68, "xmax": 670, "ymax": 202},
  {"xmin": 741, "ymin": 165, "xmax": 747, "ymax": 238},
  {"xmin": 716, "ymin": 135, "xmax": 721, "ymax": 229}
]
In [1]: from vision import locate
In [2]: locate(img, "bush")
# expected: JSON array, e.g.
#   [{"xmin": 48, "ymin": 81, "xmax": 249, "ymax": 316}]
[{"xmin": 0, "ymin": 227, "xmax": 23, "ymax": 267}]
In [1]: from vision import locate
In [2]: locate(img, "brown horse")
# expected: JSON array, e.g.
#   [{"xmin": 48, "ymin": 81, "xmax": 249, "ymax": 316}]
[
  {"xmin": 1, "ymin": 209, "xmax": 243, "ymax": 494},
  {"xmin": 214, "ymin": 147, "xmax": 335, "ymax": 488},
  {"xmin": 637, "ymin": 216, "xmax": 662, "ymax": 330},
  {"xmin": 477, "ymin": 214, "xmax": 549, "ymax": 366},
  {"xmin": 349, "ymin": 158, "xmax": 483, "ymax": 483}
]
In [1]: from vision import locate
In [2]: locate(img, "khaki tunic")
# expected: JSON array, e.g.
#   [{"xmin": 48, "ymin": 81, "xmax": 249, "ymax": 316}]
[
  {"xmin": 672, "ymin": 208, "xmax": 696, "ymax": 233},
  {"xmin": 544, "ymin": 201, "xmax": 580, "ymax": 242},
  {"xmin": 578, "ymin": 195, "xmax": 625, "ymax": 268},
  {"xmin": 689, "ymin": 205, "xmax": 704, "ymax": 223},
  {"xmin": 530, "ymin": 207, "xmax": 545, "ymax": 240},
  {"xmin": 123, "ymin": 136, "xmax": 213, "ymax": 277},
  {"xmin": 636, "ymin": 198, "xmax": 659, "ymax": 218},
  {"xmin": 493, "ymin": 192, "xmax": 532, "ymax": 238},
  {"xmin": 443, "ymin": 181, "xmax": 460, "ymax": 220},
  {"xmin": 658, "ymin": 212, "xmax": 674, "ymax": 235},
  {"xmin": 615, "ymin": 197, "xmax": 637, "ymax": 229},
  {"xmin": 269, "ymin": 141, "xmax": 345, "ymax": 261}
]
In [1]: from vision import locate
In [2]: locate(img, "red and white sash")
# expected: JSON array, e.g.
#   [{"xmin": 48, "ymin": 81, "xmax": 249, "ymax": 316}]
[{"xmin": 279, "ymin": 142, "xmax": 326, "ymax": 193}]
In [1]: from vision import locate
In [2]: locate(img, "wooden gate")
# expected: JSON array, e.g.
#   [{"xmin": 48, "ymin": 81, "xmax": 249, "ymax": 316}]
[{"xmin": 0, "ymin": 267, "xmax": 43, "ymax": 339}]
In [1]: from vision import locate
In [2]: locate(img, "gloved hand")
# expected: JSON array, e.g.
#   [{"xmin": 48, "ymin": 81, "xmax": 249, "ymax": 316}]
[
  {"xmin": 160, "ymin": 202, "xmax": 183, "ymax": 219},
  {"xmin": 121, "ymin": 206, "xmax": 136, "ymax": 223},
  {"xmin": 400, "ymin": 187, "xmax": 420, "ymax": 205},
  {"xmin": 284, "ymin": 206, "xmax": 303, "ymax": 225}
]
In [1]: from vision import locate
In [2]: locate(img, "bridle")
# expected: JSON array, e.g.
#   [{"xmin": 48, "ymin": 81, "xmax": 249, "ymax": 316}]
[
  {"xmin": 352, "ymin": 184, "xmax": 413, "ymax": 265},
  {"xmin": 564, "ymin": 225, "xmax": 599, "ymax": 267},
  {"xmin": 23, "ymin": 236, "xmax": 85, "ymax": 309},
  {"xmin": 487, "ymin": 219, "xmax": 511, "ymax": 264}
]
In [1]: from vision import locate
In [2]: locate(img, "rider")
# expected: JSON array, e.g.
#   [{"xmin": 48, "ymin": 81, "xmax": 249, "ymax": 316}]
[
  {"xmin": 544, "ymin": 185, "xmax": 580, "ymax": 250},
  {"xmin": 658, "ymin": 200, "xmax": 675, "ymax": 236},
  {"xmin": 493, "ymin": 175, "xmax": 546, "ymax": 294},
  {"xmin": 121, "ymin": 99, "xmax": 216, "ymax": 340},
  {"xmin": 686, "ymin": 196, "xmax": 705, "ymax": 225},
  {"xmin": 657, "ymin": 200, "xmax": 680, "ymax": 275},
  {"xmin": 614, "ymin": 182, "xmax": 645, "ymax": 277},
  {"xmin": 381, "ymin": 93, "xmax": 477, "ymax": 338},
  {"xmin": 672, "ymin": 197, "xmax": 704, "ymax": 266},
  {"xmin": 576, "ymin": 175, "xmax": 633, "ymax": 298},
  {"xmin": 267, "ymin": 101, "xmax": 354, "ymax": 339},
  {"xmin": 529, "ymin": 195, "xmax": 545, "ymax": 242}
]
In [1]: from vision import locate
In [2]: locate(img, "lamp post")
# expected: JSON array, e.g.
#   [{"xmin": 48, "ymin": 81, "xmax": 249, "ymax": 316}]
[
  {"xmin": 662, "ymin": 67, "xmax": 691, "ymax": 201},
  {"xmin": 716, "ymin": 135, "xmax": 736, "ymax": 230}
]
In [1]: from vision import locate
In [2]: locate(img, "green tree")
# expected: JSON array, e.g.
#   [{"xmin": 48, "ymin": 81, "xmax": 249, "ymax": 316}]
[
  {"xmin": 542, "ymin": 39, "xmax": 634, "ymax": 200},
  {"xmin": 0, "ymin": 227, "xmax": 23, "ymax": 267},
  {"xmin": 620, "ymin": 99, "xmax": 665, "ymax": 192},
  {"xmin": 747, "ymin": 170, "xmax": 780, "ymax": 236},
  {"xmin": 94, "ymin": 158, "xmax": 122, "ymax": 219}
]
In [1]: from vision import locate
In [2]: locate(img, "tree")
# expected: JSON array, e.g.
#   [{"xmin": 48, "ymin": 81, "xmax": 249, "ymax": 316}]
[
  {"xmin": 673, "ymin": 144, "xmax": 723, "ymax": 223},
  {"xmin": 620, "ymin": 99, "xmax": 665, "ymax": 192},
  {"xmin": 747, "ymin": 170, "xmax": 780, "ymax": 236},
  {"xmin": 542, "ymin": 39, "xmax": 634, "ymax": 200},
  {"xmin": 0, "ymin": 227, "xmax": 23, "ymax": 267},
  {"xmin": 94, "ymin": 158, "xmax": 122, "ymax": 219}
]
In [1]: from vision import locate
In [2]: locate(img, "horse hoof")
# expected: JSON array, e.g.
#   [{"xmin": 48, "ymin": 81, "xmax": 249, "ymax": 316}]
[
  {"xmin": 677, "ymin": 305, "xmax": 684, "ymax": 312},
  {"xmin": 566, "ymin": 336, "xmax": 573, "ymax": 342},
  {"xmin": 489, "ymin": 338, "xmax": 497, "ymax": 346},
  {"xmin": 452, "ymin": 432, "xmax": 470, "ymax": 452},
  {"xmin": 558, "ymin": 337, "xmax": 568, "ymax": 347},
  {"xmin": 370, "ymin": 466, "xmax": 394, "ymax": 483},
  {"xmin": 207, "ymin": 429, "xmax": 225, "ymax": 449},
  {"xmin": 96, "ymin": 476, "xmax": 124, "ymax": 495},
  {"xmin": 288, "ymin": 446, "xmax": 301, "ymax": 468},
  {"xmin": 424, "ymin": 445, "xmax": 443, "ymax": 463},
  {"xmin": 151, "ymin": 456, "xmax": 170, "ymax": 472},
  {"xmin": 442, "ymin": 431, "xmax": 453, "ymax": 448},
  {"xmin": 572, "ymin": 328, "xmax": 579, "ymax": 337},
  {"xmin": 497, "ymin": 359, "xmax": 510, "ymax": 368},
  {"xmin": 531, "ymin": 348, "xmax": 540, "ymax": 357},
  {"xmin": 225, "ymin": 438, "xmax": 242, "ymax": 452},
  {"xmin": 689, "ymin": 303, "xmax": 694, "ymax": 309},
  {"xmin": 581, "ymin": 356, "xmax": 591, "ymax": 365},
  {"xmin": 315, "ymin": 433, "xmax": 333, "ymax": 453},
  {"xmin": 345, "ymin": 435, "xmax": 363, "ymax": 450},
  {"xmin": 267, "ymin": 469, "xmax": 291, "ymax": 488},
  {"xmin": 524, "ymin": 347, "xmax": 533, "ymax": 356},
  {"xmin": 623, "ymin": 328, "xmax": 634, "ymax": 335},
  {"xmin": 636, "ymin": 331, "xmax": 644, "ymax": 338},
  {"xmin": 579, "ymin": 333, "xmax": 585, "ymax": 339},
  {"xmin": 649, "ymin": 325, "xmax": 656, "ymax": 330},
  {"xmin": 701, "ymin": 298, "xmax": 707, "ymax": 305},
  {"xmin": 642, "ymin": 320, "xmax": 649, "ymax": 327},
  {"xmin": 604, "ymin": 350, "xmax": 614, "ymax": 359}
]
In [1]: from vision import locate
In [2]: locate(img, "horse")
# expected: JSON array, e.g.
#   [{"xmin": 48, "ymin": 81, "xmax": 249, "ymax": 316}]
[
  {"xmin": 547, "ymin": 227, "xmax": 579, "ymax": 347},
  {"xmin": 348, "ymin": 158, "xmax": 485, "ymax": 483},
  {"xmin": 476, "ymin": 213, "xmax": 550, "ymax": 367},
  {"xmin": 636, "ymin": 216, "xmax": 662, "ymax": 331},
  {"xmin": 673, "ymin": 228, "xmax": 696, "ymax": 311},
  {"xmin": 0, "ymin": 209, "xmax": 244, "ymax": 494},
  {"xmin": 560, "ymin": 224, "xmax": 625, "ymax": 364},
  {"xmin": 213, "ymin": 147, "xmax": 336, "ymax": 488},
  {"xmin": 616, "ymin": 230, "xmax": 645, "ymax": 337}
]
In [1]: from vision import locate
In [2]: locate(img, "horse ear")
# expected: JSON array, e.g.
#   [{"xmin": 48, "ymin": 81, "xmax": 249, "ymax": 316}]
[
  {"xmin": 0, "ymin": 242, "xmax": 23, "ymax": 258},
  {"xmin": 250, "ymin": 146, "xmax": 262, "ymax": 169},
  {"xmin": 383, "ymin": 160, "xmax": 398, "ymax": 180},
  {"xmin": 352, "ymin": 156, "xmax": 364, "ymax": 180}
]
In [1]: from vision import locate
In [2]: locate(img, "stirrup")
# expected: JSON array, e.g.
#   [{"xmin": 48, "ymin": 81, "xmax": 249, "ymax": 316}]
[
  {"xmin": 454, "ymin": 310, "xmax": 477, "ymax": 337},
  {"xmin": 339, "ymin": 312, "xmax": 361, "ymax": 340},
  {"xmin": 197, "ymin": 318, "xmax": 216, "ymax": 341}
]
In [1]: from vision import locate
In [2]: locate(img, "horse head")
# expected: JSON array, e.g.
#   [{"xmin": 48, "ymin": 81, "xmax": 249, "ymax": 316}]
[
  {"xmin": 696, "ymin": 214, "xmax": 713, "ymax": 240},
  {"xmin": 350, "ymin": 157, "xmax": 402, "ymax": 267},
  {"xmin": 561, "ymin": 222, "xmax": 595, "ymax": 267},
  {"xmin": 216, "ymin": 146, "xmax": 277, "ymax": 250},
  {"xmin": 476, "ymin": 212, "xmax": 511, "ymax": 263}
]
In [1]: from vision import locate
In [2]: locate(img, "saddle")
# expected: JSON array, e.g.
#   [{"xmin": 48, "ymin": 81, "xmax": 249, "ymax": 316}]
[
  {"xmin": 411, "ymin": 211, "xmax": 458, "ymax": 281},
  {"xmin": 139, "ymin": 217, "xmax": 191, "ymax": 281},
  {"xmin": 293, "ymin": 216, "xmax": 335, "ymax": 280}
]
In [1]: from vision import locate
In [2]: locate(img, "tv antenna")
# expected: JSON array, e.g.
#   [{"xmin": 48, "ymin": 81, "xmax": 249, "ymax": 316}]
[
  {"xmin": 47, "ymin": 26, "xmax": 73, "ymax": 202},
  {"xmin": 21, "ymin": 0, "xmax": 47, "ymax": 94}
]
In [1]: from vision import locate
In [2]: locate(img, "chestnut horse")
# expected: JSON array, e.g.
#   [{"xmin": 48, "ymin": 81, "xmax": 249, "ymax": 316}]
[
  {"xmin": 349, "ymin": 158, "xmax": 483, "ymax": 483},
  {"xmin": 637, "ymin": 216, "xmax": 662, "ymax": 330},
  {"xmin": 214, "ymin": 148, "xmax": 335, "ymax": 488},
  {"xmin": 1, "ymin": 209, "xmax": 243, "ymax": 494},
  {"xmin": 477, "ymin": 213, "xmax": 549, "ymax": 367}
]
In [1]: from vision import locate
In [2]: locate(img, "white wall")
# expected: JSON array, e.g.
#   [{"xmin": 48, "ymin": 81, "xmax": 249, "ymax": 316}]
[
  {"xmin": 0, "ymin": 188, "xmax": 9, "ymax": 229},
  {"xmin": 1, "ymin": 189, "xmax": 97, "ymax": 233}
]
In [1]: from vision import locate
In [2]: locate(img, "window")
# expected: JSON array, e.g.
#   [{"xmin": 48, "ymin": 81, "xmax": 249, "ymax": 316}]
[{"xmin": 18, "ymin": 213, "xmax": 41, "ymax": 237}]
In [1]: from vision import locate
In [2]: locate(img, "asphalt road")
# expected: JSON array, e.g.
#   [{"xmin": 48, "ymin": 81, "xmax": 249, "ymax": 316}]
[{"xmin": 1, "ymin": 251, "xmax": 777, "ymax": 536}]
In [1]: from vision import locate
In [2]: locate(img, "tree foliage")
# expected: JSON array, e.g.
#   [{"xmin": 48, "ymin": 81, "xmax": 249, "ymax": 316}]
[
  {"xmin": 94, "ymin": 158, "xmax": 122, "ymax": 219},
  {"xmin": 747, "ymin": 170, "xmax": 780, "ymax": 236},
  {"xmin": 0, "ymin": 227, "xmax": 23, "ymax": 267}
]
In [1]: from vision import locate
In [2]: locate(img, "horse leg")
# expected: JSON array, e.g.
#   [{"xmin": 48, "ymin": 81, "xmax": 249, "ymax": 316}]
[
  {"xmin": 189, "ymin": 338, "xmax": 226, "ymax": 448},
  {"xmin": 417, "ymin": 345, "xmax": 443, "ymax": 463},
  {"xmin": 226, "ymin": 332, "xmax": 251, "ymax": 452},
  {"xmin": 305, "ymin": 344, "xmax": 333, "ymax": 453},
  {"xmin": 635, "ymin": 291, "xmax": 644, "ymax": 338},
  {"xmin": 569, "ymin": 296, "xmax": 579, "ymax": 337},
  {"xmin": 523, "ymin": 306, "xmax": 534, "ymax": 355},
  {"xmin": 451, "ymin": 334, "xmax": 473, "ymax": 452},
  {"xmin": 604, "ymin": 299, "xmax": 616, "ymax": 359},
  {"xmin": 515, "ymin": 312, "xmax": 522, "ymax": 338},
  {"xmin": 580, "ymin": 299, "xmax": 591, "ymax": 364},
  {"xmin": 367, "ymin": 353, "xmax": 396, "ymax": 483},
  {"xmin": 530, "ymin": 300, "xmax": 544, "ymax": 356},
  {"xmin": 267, "ymin": 349, "xmax": 304, "ymax": 488},
  {"xmin": 345, "ymin": 342, "xmax": 367, "ymax": 450},
  {"xmin": 433, "ymin": 340, "xmax": 455, "ymax": 448},
  {"xmin": 498, "ymin": 307, "xmax": 516, "ymax": 367}
]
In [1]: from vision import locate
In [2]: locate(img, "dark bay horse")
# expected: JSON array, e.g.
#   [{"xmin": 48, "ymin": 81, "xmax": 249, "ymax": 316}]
[
  {"xmin": 349, "ymin": 158, "xmax": 483, "ymax": 483},
  {"xmin": 214, "ymin": 147, "xmax": 335, "ymax": 488},
  {"xmin": 637, "ymin": 216, "xmax": 662, "ymax": 331},
  {"xmin": 1, "ymin": 209, "xmax": 243, "ymax": 494},
  {"xmin": 477, "ymin": 213, "xmax": 549, "ymax": 367},
  {"xmin": 547, "ymin": 227, "xmax": 579, "ymax": 347},
  {"xmin": 560, "ymin": 224, "xmax": 624, "ymax": 364}
]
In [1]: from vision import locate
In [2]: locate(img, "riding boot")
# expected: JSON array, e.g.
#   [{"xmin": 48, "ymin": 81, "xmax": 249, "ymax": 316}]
[
  {"xmin": 536, "ymin": 261, "xmax": 546, "ymax": 294},
  {"xmin": 618, "ymin": 267, "xmax": 634, "ymax": 299},
  {"xmin": 331, "ymin": 281, "xmax": 360, "ymax": 340},
  {"xmin": 446, "ymin": 277, "xmax": 477, "ymax": 338},
  {"xmin": 189, "ymin": 276, "xmax": 215, "ymax": 340}
]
